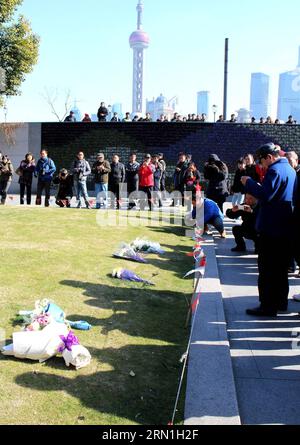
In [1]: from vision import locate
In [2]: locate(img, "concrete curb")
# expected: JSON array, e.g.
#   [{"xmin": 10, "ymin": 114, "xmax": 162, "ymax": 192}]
[{"xmin": 184, "ymin": 238, "xmax": 241, "ymax": 425}]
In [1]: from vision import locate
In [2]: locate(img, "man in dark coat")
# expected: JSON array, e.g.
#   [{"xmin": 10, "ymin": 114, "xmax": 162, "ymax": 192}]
[
  {"xmin": 241, "ymin": 143, "xmax": 297, "ymax": 316},
  {"xmin": 226, "ymin": 194, "xmax": 258, "ymax": 252},
  {"xmin": 204, "ymin": 154, "xmax": 229, "ymax": 213},
  {"xmin": 97, "ymin": 102, "xmax": 108, "ymax": 122},
  {"xmin": 109, "ymin": 154, "xmax": 125, "ymax": 209},
  {"xmin": 172, "ymin": 153, "xmax": 189, "ymax": 206},
  {"xmin": 126, "ymin": 153, "xmax": 140, "ymax": 209}
]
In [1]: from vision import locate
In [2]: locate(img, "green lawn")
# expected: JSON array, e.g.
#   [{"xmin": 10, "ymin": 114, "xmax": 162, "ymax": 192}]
[{"xmin": 0, "ymin": 207, "xmax": 194, "ymax": 425}]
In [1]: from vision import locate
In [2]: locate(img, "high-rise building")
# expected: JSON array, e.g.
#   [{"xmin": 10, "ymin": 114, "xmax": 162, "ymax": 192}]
[
  {"xmin": 250, "ymin": 73, "xmax": 270, "ymax": 119},
  {"xmin": 277, "ymin": 48, "xmax": 300, "ymax": 122},
  {"xmin": 129, "ymin": 1, "xmax": 150, "ymax": 116},
  {"xmin": 197, "ymin": 91, "xmax": 210, "ymax": 117}
]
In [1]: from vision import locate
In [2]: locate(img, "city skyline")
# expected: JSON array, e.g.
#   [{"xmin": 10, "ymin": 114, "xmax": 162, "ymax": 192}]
[{"xmin": 1, "ymin": 0, "xmax": 300, "ymax": 122}]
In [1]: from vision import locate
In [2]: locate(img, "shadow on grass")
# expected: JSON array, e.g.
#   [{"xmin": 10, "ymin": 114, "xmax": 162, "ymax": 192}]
[
  {"xmin": 14, "ymin": 344, "xmax": 183, "ymax": 425},
  {"xmin": 61, "ymin": 280, "xmax": 190, "ymax": 343}
]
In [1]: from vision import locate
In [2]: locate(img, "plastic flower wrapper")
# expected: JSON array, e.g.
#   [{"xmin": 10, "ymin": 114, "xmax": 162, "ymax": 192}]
[
  {"xmin": 113, "ymin": 243, "xmax": 147, "ymax": 263},
  {"xmin": 130, "ymin": 238, "xmax": 165, "ymax": 255},
  {"xmin": 112, "ymin": 268, "xmax": 154, "ymax": 286}
]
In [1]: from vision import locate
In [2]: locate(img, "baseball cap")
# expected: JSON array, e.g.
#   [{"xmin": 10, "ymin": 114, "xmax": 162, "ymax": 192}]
[{"xmin": 256, "ymin": 143, "xmax": 277, "ymax": 159}]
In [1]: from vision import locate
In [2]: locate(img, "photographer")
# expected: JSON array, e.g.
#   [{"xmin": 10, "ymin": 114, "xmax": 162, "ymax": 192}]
[
  {"xmin": 16, "ymin": 153, "xmax": 35, "ymax": 205},
  {"xmin": 0, "ymin": 154, "xmax": 14, "ymax": 205},
  {"xmin": 226, "ymin": 194, "xmax": 258, "ymax": 253},
  {"xmin": 92, "ymin": 153, "xmax": 111, "ymax": 209},
  {"xmin": 72, "ymin": 151, "xmax": 92, "ymax": 209},
  {"xmin": 204, "ymin": 154, "xmax": 229, "ymax": 213},
  {"xmin": 53, "ymin": 169, "xmax": 73, "ymax": 208},
  {"xmin": 35, "ymin": 150, "xmax": 56, "ymax": 207}
]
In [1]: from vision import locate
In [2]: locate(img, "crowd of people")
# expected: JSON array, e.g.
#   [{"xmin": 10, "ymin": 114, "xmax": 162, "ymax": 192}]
[
  {"xmin": 1, "ymin": 141, "xmax": 300, "ymax": 318},
  {"xmin": 63, "ymin": 103, "xmax": 298, "ymax": 125}
]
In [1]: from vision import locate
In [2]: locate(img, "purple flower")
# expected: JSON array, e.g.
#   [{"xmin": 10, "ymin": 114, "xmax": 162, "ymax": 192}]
[{"xmin": 58, "ymin": 331, "xmax": 80, "ymax": 353}]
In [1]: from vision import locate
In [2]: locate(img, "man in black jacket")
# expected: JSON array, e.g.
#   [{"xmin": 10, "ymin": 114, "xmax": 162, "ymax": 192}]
[
  {"xmin": 97, "ymin": 102, "xmax": 108, "ymax": 122},
  {"xmin": 109, "ymin": 154, "xmax": 125, "ymax": 209},
  {"xmin": 125, "ymin": 153, "xmax": 140, "ymax": 209},
  {"xmin": 226, "ymin": 194, "xmax": 258, "ymax": 252}
]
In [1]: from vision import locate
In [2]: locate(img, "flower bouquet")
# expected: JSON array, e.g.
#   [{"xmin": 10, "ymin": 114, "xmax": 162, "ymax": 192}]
[
  {"xmin": 130, "ymin": 238, "xmax": 165, "ymax": 255},
  {"xmin": 113, "ymin": 243, "xmax": 147, "ymax": 263},
  {"xmin": 112, "ymin": 268, "xmax": 154, "ymax": 286}
]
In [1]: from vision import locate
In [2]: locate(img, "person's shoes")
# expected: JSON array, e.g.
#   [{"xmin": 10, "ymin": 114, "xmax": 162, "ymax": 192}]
[
  {"xmin": 77, "ymin": 201, "xmax": 81, "ymax": 209},
  {"xmin": 85, "ymin": 201, "xmax": 92, "ymax": 209},
  {"xmin": 220, "ymin": 230, "xmax": 227, "ymax": 239},
  {"xmin": 246, "ymin": 306, "xmax": 277, "ymax": 317},
  {"xmin": 20, "ymin": 199, "xmax": 24, "ymax": 205},
  {"xmin": 45, "ymin": 201, "xmax": 50, "ymax": 207},
  {"xmin": 231, "ymin": 245, "xmax": 246, "ymax": 252}
]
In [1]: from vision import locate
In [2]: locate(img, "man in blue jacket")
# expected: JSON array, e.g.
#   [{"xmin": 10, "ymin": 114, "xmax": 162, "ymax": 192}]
[
  {"xmin": 35, "ymin": 150, "xmax": 56, "ymax": 207},
  {"xmin": 241, "ymin": 143, "xmax": 297, "ymax": 316}
]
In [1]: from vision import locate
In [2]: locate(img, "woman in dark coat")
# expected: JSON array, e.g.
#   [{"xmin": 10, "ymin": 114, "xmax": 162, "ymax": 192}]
[{"xmin": 203, "ymin": 154, "xmax": 229, "ymax": 213}]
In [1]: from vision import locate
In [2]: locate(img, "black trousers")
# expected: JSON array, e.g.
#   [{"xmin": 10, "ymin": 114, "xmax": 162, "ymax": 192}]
[
  {"xmin": 109, "ymin": 183, "xmax": 122, "ymax": 209},
  {"xmin": 139, "ymin": 186, "xmax": 153, "ymax": 210},
  {"xmin": 127, "ymin": 179, "xmax": 139, "ymax": 208},
  {"xmin": 36, "ymin": 181, "xmax": 51, "ymax": 206},
  {"xmin": 20, "ymin": 183, "xmax": 32, "ymax": 205},
  {"xmin": 232, "ymin": 225, "xmax": 257, "ymax": 250},
  {"xmin": 0, "ymin": 180, "xmax": 11, "ymax": 203},
  {"xmin": 257, "ymin": 235, "xmax": 292, "ymax": 312}
]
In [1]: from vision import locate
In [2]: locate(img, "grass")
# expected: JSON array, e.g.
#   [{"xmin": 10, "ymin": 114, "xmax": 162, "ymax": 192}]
[{"xmin": 0, "ymin": 207, "xmax": 194, "ymax": 425}]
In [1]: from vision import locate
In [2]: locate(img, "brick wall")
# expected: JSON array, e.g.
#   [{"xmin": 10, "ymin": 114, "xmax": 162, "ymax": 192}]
[{"xmin": 41, "ymin": 122, "xmax": 300, "ymax": 189}]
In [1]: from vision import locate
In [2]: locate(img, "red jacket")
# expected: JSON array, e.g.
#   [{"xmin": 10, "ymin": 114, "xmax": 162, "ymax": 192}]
[{"xmin": 139, "ymin": 164, "xmax": 154, "ymax": 187}]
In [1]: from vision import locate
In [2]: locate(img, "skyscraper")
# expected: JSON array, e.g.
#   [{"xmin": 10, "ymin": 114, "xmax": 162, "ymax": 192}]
[
  {"xmin": 277, "ymin": 47, "xmax": 300, "ymax": 122},
  {"xmin": 250, "ymin": 73, "xmax": 270, "ymax": 118},
  {"xmin": 197, "ymin": 91, "xmax": 210, "ymax": 117},
  {"xmin": 129, "ymin": 1, "xmax": 150, "ymax": 116}
]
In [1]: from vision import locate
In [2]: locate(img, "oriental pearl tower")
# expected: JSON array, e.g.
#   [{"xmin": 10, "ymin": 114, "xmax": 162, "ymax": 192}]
[{"xmin": 129, "ymin": 0, "xmax": 150, "ymax": 115}]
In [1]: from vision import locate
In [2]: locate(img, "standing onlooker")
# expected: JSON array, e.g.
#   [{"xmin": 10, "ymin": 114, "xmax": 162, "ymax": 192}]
[
  {"xmin": 111, "ymin": 112, "xmax": 120, "ymax": 122},
  {"xmin": 172, "ymin": 153, "xmax": 189, "ymax": 206},
  {"xmin": 183, "ymin": 162, "xmax": 201, "ymax": 212},
  {"xmin": 123, "ymin": 112, "xmax": 132, "ymax": 122},
  {"xmin": 241, "ymin": 143, "xmax": 297, "ymax": 316},
  {"xmin": 229, "ymin": 114, "xmax": 237, "ymax": 123},
  {"xmin": 204, "ymin": 154, "xmax": 229, "ymax": 213},
  {"xmin": 35, "ymin": 150, "xmax": 56, "ymax": 207},
  {"xmin": 216, "ymin": 115, "xmax": 225, "ymax": 123},
  {"xmin": 82, "ymin": 113, "xmax": 92, "ymax": 122},
  {"xmin": 125, "ymin": 153, "xmax": 140, "ymax": 209},
  {"xmin": 139, "ymin": 154, "xmax": 155, "ymax": 211},
  {"xmin": 158, "ymin": 153, "xmax": 166, "ymax": 198},
  {"xmin": 0, "ymin": 154, "xmax": 14, "ymax": 205},
  {"xmin": 72, "ymin": 151, "xmax": 92, "ymax": 209},
  {"xmin": 143, "ymin": 113, "xmax": 152, "ymax": 122},
  {"xmin": 152, "ymin": 154, "xmax": 163, "ymax": 208},
  {"xmin": 64, "ymin": 111, "xmax": 76, "ymax": 122},
  {"xmin": 97, "ymin": 102, "xmax": 108, "ymax": 122},
  {"xmin": 17, "ymin": 153, "xmax": 35, "ymax": 205},
  {"xmin": 286, "ymin": 151, "xmax": 300, "ymax": 275},
  {"xmin": 286, "ymin": 115, "xmax": 295, "ymax": 125},
  {"xmin": 92, "ymin": 153, "xmax": 111, "ymax": 209},
  {"xmin": 231, "ymin": 158, "xmax": 246, "ymax": 206},
  {"xmin": 53, "ymin": 169, "xmax": 73, "ymax": 208},
  {"xmin": 109, "ymin": 154, "xmax": 125, "ymax": 210},
  {"xmin": 244, "ymin": 153, "xmax": 261, "ymax": 183}
]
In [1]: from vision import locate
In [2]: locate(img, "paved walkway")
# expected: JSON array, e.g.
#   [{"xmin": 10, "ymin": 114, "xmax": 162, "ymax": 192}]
[{"xmin": 216, "ymin": 216, "xmax": 300, "ymax": 425}]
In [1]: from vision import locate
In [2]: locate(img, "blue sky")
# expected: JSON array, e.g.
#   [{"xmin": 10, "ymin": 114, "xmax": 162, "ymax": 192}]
[{"xmin": 1, "ymin": 0, "xmax": 300, "ymax": 122}]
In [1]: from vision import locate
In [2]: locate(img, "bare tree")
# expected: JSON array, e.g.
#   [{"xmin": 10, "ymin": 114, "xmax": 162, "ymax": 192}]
[{"xmin": 41, "ymin": 87, "xmax": 73, "ymax": 122}]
